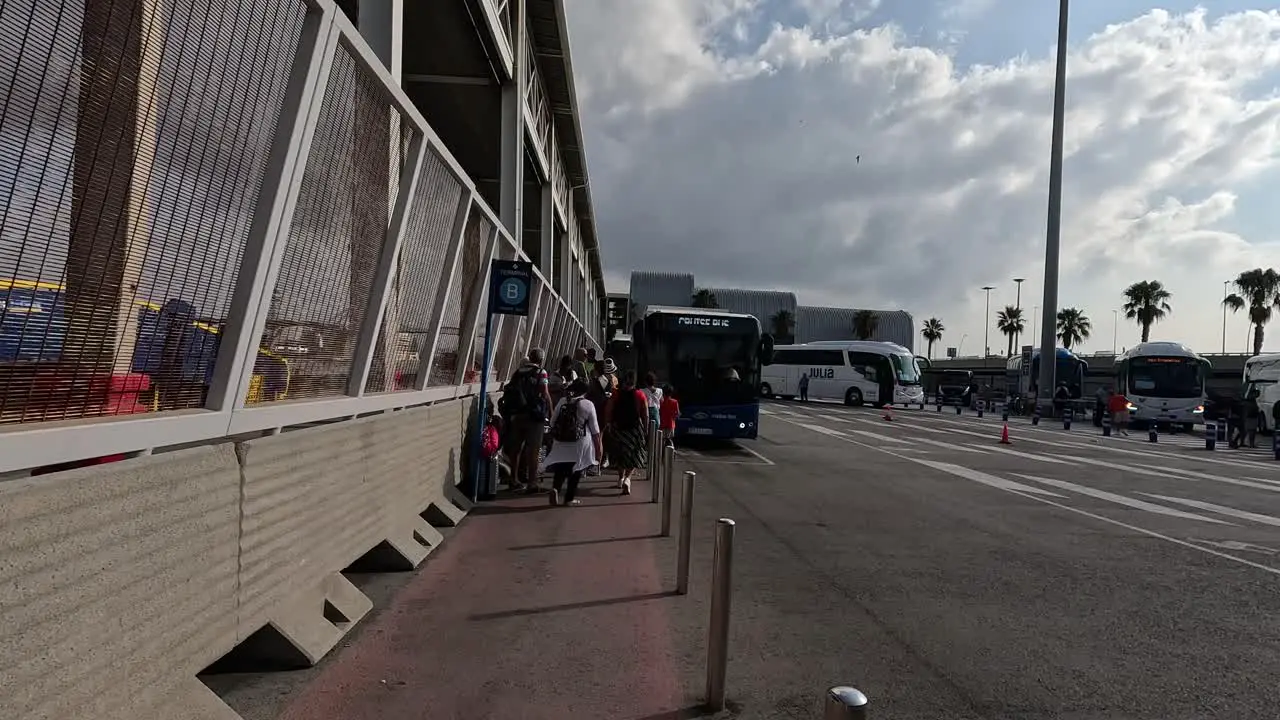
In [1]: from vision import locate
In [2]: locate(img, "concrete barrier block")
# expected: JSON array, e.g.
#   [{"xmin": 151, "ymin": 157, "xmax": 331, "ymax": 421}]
[
  {"xmin": 235, "ymin": 422, "xmax": 382, "ymax": 657},
  {"xmin": 0, "ymin": 445, "xmax": 241, "ymax": 720},
  {"xmin": 268, "ymin": 573, "xmax": 372, "ymax": 665},
  {"xmin": 385, "ymin": 516, "xmax": 446, "ymax": 568}
]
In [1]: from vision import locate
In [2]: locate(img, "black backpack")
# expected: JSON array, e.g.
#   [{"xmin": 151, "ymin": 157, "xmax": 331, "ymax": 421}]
[
  {"xmin": 500, "ymin": 366, "xmax": 546, "ymax": 420},
  {"xmin": 551, "ymin": 399, "xmax": 586, "ymax": 442}
]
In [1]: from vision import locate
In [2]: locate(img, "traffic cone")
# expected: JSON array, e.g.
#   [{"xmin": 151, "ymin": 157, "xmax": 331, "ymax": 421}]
[{"xmin": 999, "ymin": 423, "xmax": 1012, "ymax": 445}]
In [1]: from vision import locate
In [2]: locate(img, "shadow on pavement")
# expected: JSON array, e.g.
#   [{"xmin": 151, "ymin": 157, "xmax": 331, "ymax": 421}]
[
  {"xmin": 468, "ymin": 590, "xmax": 676, "ymax": 621},
  {"xmin": 508, "ymin": 532, "xmax": 660, "ymax": 550}
]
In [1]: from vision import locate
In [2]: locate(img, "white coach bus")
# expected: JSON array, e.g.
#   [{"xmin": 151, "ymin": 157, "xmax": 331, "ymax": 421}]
[
  {"xmin": 760, "ymin": 340, "xmax": 925, "ymax": 407},
  {"xmin": 1114, "ymin": 341, "xmax": 1209, "ymax": 430}
]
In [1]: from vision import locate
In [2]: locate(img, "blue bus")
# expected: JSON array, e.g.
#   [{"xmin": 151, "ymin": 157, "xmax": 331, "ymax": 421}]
[
  {"xmin": 1005, "ymin": 346, "xmax": 1088, "ymax": 400},
  {"xmin": 632, "ymin": 306, "xmax": 773, "ymax": 440}
]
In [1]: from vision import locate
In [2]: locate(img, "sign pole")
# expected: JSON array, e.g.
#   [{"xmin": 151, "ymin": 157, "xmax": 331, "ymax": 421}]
[
  {"xmin": 471, "ymin": 309, "xmax": 497, "ymax": 503},
  {"xmin": 470, "ymin": 258, "xmax": 534, "ymax": 502}
]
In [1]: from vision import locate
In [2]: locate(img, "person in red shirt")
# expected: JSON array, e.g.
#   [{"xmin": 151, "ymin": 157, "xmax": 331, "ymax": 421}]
[
  {"xmin": 1106, "ymin": 387, "xmax": 1131, "ymax": 436},
  {"xmin": 659, "ymin": 384, "xmax": 680, "ymax": 448}
]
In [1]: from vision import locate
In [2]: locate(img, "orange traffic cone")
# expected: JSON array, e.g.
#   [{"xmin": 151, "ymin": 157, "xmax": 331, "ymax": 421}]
[
  {"xmin": 999, "ymin": 422, "xmax": 1012, "ymax": 445},
  {"xmin": 882, "ymin": 404, "xmax": 894, "ymax": 421}
]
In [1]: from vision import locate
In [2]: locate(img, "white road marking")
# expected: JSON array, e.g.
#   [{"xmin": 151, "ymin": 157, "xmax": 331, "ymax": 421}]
[
  {"xmin": 738, "ymin": 443, "xmax": 776, "ymax": 465},
  {"xmin": 1011, "ymin": 474, "xmax": 1232, "ymax": 525},
  {"xmin": 1141, "ymin": 494, "xmax": 1280, "ymax": 527},
  {"xmin": 908, "ymin": 436, "xmax": 990, "ymax": 454},
  {"xmin": 977, "ymin": 445, "xmax": 1079, "ymax": 465},
  {"xmin": 914, "ymin": 460, "xmax": 1065, "ymax": 497},
  {"xmin": 771, "ymin": 413, "xmax": 1280, "ymax": 576},
  {"xmin": 844, "ymin": 429, "xmax": 912, "ymax": 445}
]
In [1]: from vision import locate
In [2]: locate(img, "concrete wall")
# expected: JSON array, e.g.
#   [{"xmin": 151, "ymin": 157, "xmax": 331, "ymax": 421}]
[{"xmin": 0, "ymin": 397, "xmax": 475, "ymax": 720}]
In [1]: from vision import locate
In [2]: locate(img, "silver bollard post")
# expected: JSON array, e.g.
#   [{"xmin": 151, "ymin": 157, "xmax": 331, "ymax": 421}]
[
  {"xmin": 824, "ymin": 686, "xmax": 869, "ymax": 719},
  {"xmin": 676, "ymin": 471, "xmax": 696, "ymax": 591},
  {"xmin": 649, "ymin": 420, "xmax": 661, "ymax": 503},
  {"xmin": 661, "ymin": 445, "xmax": 676, "ymax": 537},
  {"xmin": 705, "ymin": 517, "xmax": 735, "ymax": 712}
]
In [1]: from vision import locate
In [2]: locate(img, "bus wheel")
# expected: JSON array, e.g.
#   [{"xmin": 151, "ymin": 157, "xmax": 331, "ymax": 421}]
[
  {"xmin": 760, "ymin": 382, "xmax": 773, "ymax": 398},
  {"xmin": 845, "ymin": 388, "xmax": 863, "ymax": 407}
]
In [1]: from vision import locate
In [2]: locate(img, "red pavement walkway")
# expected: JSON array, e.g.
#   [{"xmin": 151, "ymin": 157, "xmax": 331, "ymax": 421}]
[{"xmin": 277, "ymin": 476, "xmax": 689, "ymax": 720}]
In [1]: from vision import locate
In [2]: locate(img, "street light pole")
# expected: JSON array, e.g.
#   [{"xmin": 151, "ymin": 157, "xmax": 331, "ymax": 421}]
[
  {"xmin": 1037, "ymin": 0, "xmax": 1070, "ymax": 408},
  {"xmin": 1112, "ymin": 309, "xmax": 1118, "ymax": 355},
  {"xmin": 1222, "ymin": 280, "xmax": 1229, "ymax": 354},
  {"xmin": 1013, "ymin": 277, "xmax": 1025, "ymax": 350},
  {"xmin": 982, "ymin": 285, "xmax": 995, "ymax": 360}
]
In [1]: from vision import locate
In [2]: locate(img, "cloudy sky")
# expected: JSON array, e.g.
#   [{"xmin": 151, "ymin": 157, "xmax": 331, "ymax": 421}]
[{"xmin": 564, "ymin": 0, "xmax": 1280, "ymax": 357}]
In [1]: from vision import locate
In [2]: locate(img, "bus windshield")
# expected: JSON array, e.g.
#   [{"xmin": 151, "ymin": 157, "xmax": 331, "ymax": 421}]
[
  {"xmin": 638, "ymin": 316, "xmax": 760, "ymax": 406},
  {"xmin": 891, "ymin": 354, "xmax": 922, "ymax": 385},
  {"xmin": 1128, "ymin": 357, "xmax": 1203, "ymax": 398}
]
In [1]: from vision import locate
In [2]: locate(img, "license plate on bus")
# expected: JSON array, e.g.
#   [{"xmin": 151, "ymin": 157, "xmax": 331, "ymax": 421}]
[{"xmin": 688, "ymin": 427, "xmax": 714, "ymax": 435}]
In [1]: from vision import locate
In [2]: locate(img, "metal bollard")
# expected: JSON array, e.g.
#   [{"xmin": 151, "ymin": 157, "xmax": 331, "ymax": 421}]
[
  {"xmin": 1272, "ymin": 431, "xmax": 1280, "ymax": 460},
  {"xmin": 649, "ymin": 420, "xmax": 661, "ymax": 503},
  {"xmin": 977, "ymin": 401, "xmax": 984, "ymax": 418},
  {"xmin": 1062, "ymin": 407, "xmax": 1073, "ymax": 431},
  {"xmin": 705, "ymin": 517, "xmax": 735, "ymax": 712},
  {"xmin": 1218, "ymin": 422, "xmax": 1228, "ymax": 443},
  {"xmin": 1148, "ymin": 425, "xmax": 1158, "ymax": 443},
  {"xmin": 677, "ymin": 471, "xmax": 696, "ymax": 593},
  {"xmin": 824, "ymin": 686, "xmax": 869, "ymax": 719},
  {"xmin": 955, "ymin": 403, "xmax": 961, "ymax": 415},
  {"xmin": 1102, "ymin": 413, "xmax": 1112, "ymax": 437},
  {"xmin": 936, "ymin": 397, "xmax": 942, "ymax": 412},
  {"xmin": 1002, "ymin": 405, "xmax": 1009, "ymax": 422},
  {"xmin": 1031, "ymin": 406, "xmax": 1040, "ymax": 425},
  {"xmin": 661, "ymin": 445, "xmax": 675, "ymax": 537},
  {"xmin": 1205, "ymin": 421, "xmax": 1217, "ymax": 451}
]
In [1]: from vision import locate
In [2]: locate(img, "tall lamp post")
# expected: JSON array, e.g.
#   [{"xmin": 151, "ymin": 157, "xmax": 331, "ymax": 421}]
[
  {"xmin": 1013, "ymin": 277, "xmax": 1025, "ymax": 349},
  {"xmin": 1037, "ymin": 0, "xmax": 1070, "ymax": 409},
  {"xmin": 982, "ymin": 285, "xmax": 995, "ymax": 360},
  {"xmin": 1222, "ymin": 280, "xmax": 1229, "ymax": 354},
  {"xmin": 1112, "ymin": 309, "xmax": 1118, "ymax": 355}
]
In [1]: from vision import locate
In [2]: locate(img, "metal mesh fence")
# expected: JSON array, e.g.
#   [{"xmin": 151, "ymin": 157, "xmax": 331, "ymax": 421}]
[
  {"xmin": 0, "ymin": 0, "xmax": 305, "ymax": 424},
  {"xmin": 255, "ymin": 42, "xmax": 402, "ymax": 403},
  {"xmin": 365, "ymin": 146, "xmax": 464, "ymax": 393},
  {"xmin": 429, "ymin": 207, "xmax": 491, "ymax": 386}
]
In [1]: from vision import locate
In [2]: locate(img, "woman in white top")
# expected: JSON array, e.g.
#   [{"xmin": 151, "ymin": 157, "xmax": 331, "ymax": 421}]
[
  {"xmin": 543, "ymin": 378, "xmax": 603, "ymax": 506},
  {"xmin": 640, "ymin": 371, "xmax": 663, "ymax": 427}
]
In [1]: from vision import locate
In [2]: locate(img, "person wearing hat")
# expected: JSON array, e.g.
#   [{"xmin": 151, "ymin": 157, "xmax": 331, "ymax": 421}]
[{"xmin": 586, "ymin": 358, "xmax": 619, "ymax": 470}]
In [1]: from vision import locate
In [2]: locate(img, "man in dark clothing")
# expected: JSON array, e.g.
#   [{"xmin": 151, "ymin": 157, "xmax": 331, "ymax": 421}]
[{"xmin": 500, "ymin": 347, "xmax": 554, "ymax": 493}]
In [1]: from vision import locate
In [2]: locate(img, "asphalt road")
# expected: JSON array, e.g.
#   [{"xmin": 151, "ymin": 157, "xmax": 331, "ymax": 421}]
[{"xmin": 657, "ymin": 399, "xmax": 1280, "ymax": 719}]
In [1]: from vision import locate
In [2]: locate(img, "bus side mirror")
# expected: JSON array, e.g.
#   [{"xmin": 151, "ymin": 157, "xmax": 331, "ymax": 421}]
[{"xmin": 759, "ymin": 334, "xmax": 775, "ymax": 365}]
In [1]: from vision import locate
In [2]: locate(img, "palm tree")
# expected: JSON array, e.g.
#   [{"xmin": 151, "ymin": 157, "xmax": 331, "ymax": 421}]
[
  {"xmin": 852, "ymin": 309, "xmax": 878, "ymax": 340},
  {"xmin": 921, "ymin": 318, "xmax": 945, "ymax": 359},
  {"xmin": 1224, "ymin": 268, "xmax": 1280, "ymax": 355},
  {"xmin": 1121, "ymin": 280, "xmax": 1172, "ymax": 342},
  {"xmin": 995, "ymin": 305, "xmax": 1024, "ymax": 357},
  {"xmin": 770, "ymin": 309, "xmax": 795, "ymax": 344},
  {"xmin": 1056, "ymin": 307, "xmax": 1091, "ymax": 349},
  {"xmin": 691, "ymin": 289, "xmax": 718, "ymax": 308}
]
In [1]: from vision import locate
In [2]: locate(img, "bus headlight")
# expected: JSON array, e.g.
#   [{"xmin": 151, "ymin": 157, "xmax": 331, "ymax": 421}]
[
  {"xmin": 739, "ymin": 422, "xmax": 746, "ymax": 429},
  {"xmin": 1126, "ymin": 403, "xmax": 1136, "ymax": 411},
  {"xmin": 1193, "ymin": 405, "xmax": 1204, "ymax": 414}
]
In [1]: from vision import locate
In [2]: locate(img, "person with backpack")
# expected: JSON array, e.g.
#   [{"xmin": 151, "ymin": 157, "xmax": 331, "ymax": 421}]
[
  {"xmin": 542, "ymin": 379, "xmax": 603, "ymax": 506},
  {"xmin": 604, "ymin": 370, "xmax": 650, "ymax": 495},
  {"xmin": 499, "ymin": 347, "xmax": 554, "ymax": 494}
]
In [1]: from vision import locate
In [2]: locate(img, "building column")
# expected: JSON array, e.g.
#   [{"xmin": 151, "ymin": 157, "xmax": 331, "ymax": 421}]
[
  {"xmin": 354, "ymin": 0, "xmax": 404, "ymax": 389},
  {"xmin": 68, "ymin": 0, "xmax": 165, "ymax": 385},
  {"xmin": 499, "ymin": 0, "xmax": 527, "ymax": 245},
  {"xmin": 539, "ymin": 185, "xmax": 554, "ymax": 274}
]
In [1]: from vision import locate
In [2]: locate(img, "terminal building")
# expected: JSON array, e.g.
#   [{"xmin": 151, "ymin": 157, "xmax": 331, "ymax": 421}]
[{"xmin": 624, "ymin": 271, "xmax": 915, "ymax": 351}]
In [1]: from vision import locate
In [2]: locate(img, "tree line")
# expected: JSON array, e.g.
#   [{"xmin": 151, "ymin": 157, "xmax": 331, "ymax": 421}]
[{"xmin": 917, "ymin": 268, "xmax": 1280, "ymax": 359}]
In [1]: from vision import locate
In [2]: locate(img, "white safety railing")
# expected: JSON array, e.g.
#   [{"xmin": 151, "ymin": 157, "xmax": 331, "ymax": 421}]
[{"xmin": 0, "ymin": 0, "xmax": 599, "ymax": 476}]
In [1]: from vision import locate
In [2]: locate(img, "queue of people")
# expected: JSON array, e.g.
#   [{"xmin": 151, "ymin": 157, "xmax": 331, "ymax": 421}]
[{"xmin": 492, "ymin": 345, "xmax": 680, "ymax": 506}]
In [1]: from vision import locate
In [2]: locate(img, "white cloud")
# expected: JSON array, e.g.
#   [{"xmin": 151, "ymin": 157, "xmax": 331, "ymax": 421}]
[{"xmin": 567, "ymin": 2, "xmax": 1280, "ymax": 354}]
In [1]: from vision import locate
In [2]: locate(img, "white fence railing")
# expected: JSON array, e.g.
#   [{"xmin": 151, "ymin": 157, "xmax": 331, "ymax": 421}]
[{"xmin": 0, "ymin": 0, "xmax": 598, "ymax": 475}]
